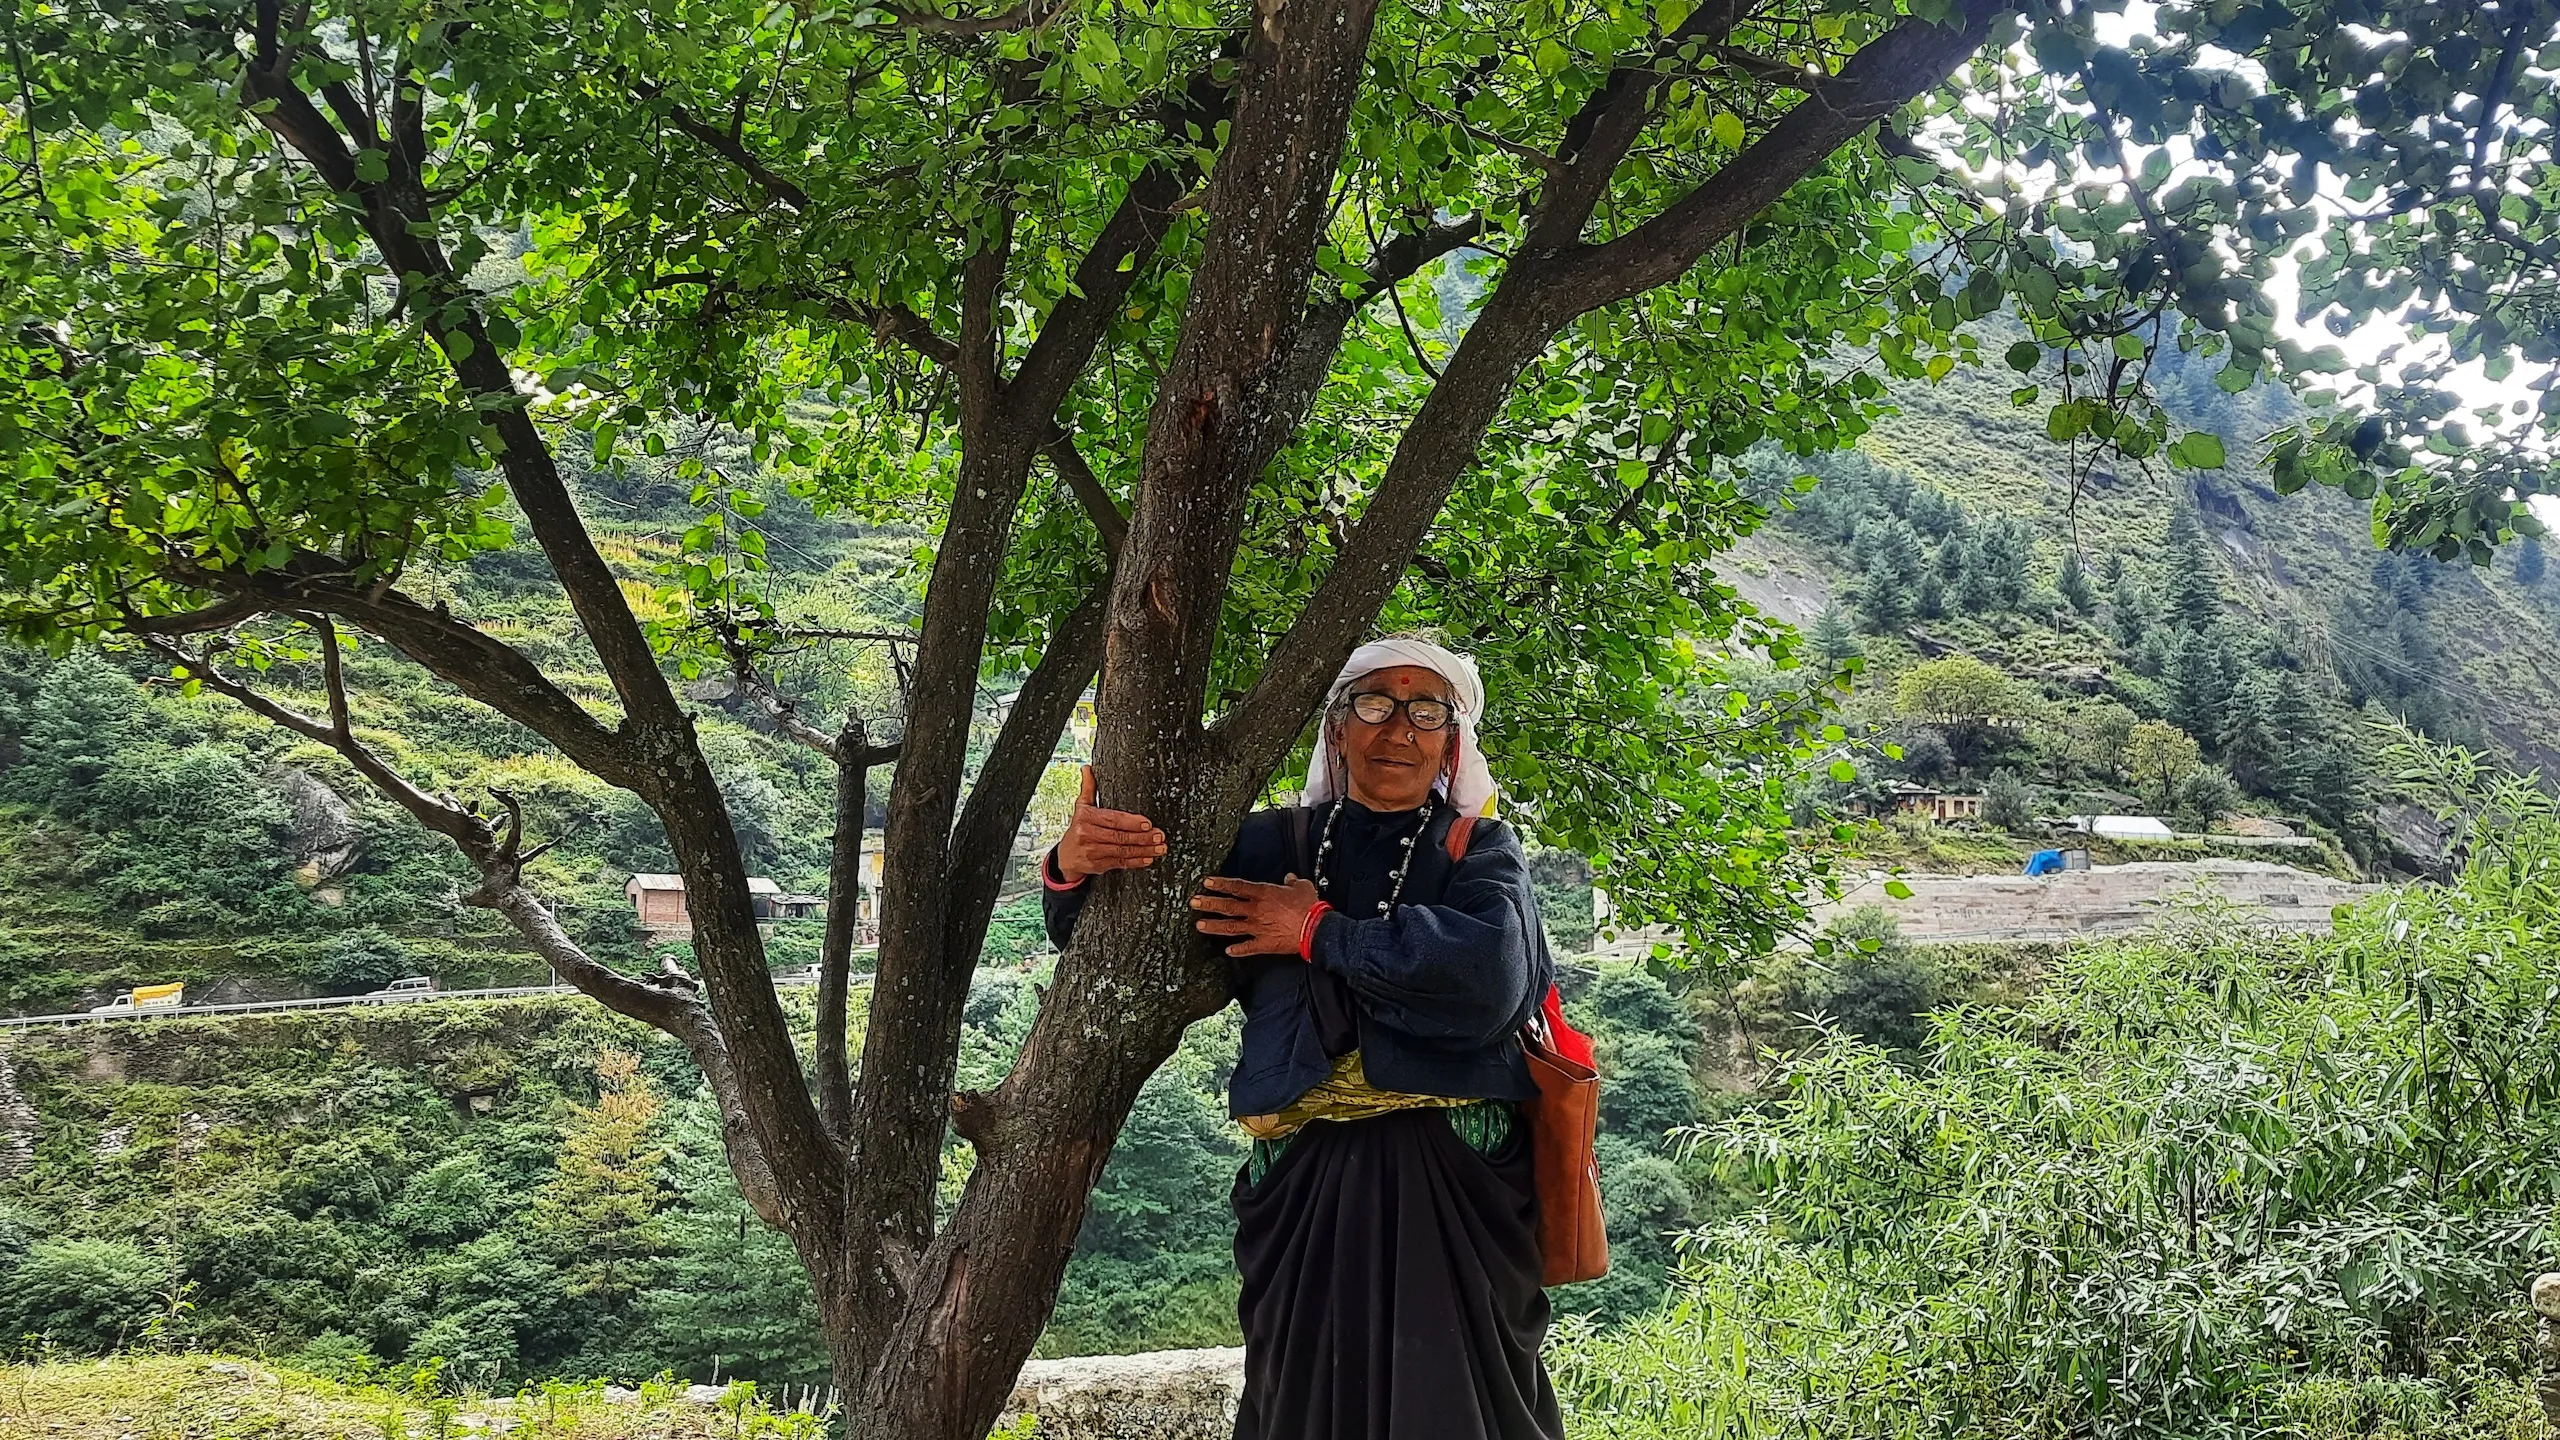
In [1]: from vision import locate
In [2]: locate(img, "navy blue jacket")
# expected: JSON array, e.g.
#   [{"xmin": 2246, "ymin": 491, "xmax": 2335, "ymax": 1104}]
[{"xmin": 1045, "ymin": 798, "xmax": 1549, "ymax": 1118}]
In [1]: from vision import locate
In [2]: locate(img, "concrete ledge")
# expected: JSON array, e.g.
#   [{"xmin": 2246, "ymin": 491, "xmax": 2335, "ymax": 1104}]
[{"xmin": 997, "ymin": 1347, "xmax": 1246, "ymax": 1440}]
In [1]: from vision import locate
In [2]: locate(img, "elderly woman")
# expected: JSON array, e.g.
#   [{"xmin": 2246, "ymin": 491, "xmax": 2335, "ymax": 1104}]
[{"xmin": 1041, "ymin": 635, "xmax": 1563, "ymax": 1440}]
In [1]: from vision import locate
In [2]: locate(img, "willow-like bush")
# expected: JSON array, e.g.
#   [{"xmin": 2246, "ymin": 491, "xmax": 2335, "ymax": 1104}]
[{"xmin": 1559, "ymin": 792, "xmax": 2560, "ymax": 1438}]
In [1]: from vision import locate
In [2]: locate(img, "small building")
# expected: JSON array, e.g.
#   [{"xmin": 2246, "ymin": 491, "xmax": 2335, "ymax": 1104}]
[
  {"xmin": 2071, "ymin": 814, "xmax": 2175, "ymax": 842},
  {"xmin": 768, "ymin": 892, "xmax": 826, "ymax": 921},
  {"xmin": 1886, "ymin": 781, "xmax": 1984, "ymax": 823},
  {"xmin": 625, "ymin": 874, "xmax": 819, "ymax": 937}
]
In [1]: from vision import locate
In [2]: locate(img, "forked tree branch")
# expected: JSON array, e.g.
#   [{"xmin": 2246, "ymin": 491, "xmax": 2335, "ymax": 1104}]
[
  {"xmin": 240, "ymin": 42, "xmax": 839, "ymax": 1227},
  {"xmin": 644, "ymin": 84, "xmax": 813, "ymax": 211},
  {"xmin": 1545, "ymin": 0, "xmax": 2006, "ymax": 313},
  {"xmin": 174, "ymin": 557, "xmax": 647, "ymax": 791},
  {"xmin": 1219, "ymin": 0, "xmax": 2008, "ymax": 781},
  {"xmin": 142, "ymin": 630, "xmax": 792, "ymax": 1223},
  {"xmin": 1528, "ymin": 0, "xmax": 1744, "ymax": 248}
]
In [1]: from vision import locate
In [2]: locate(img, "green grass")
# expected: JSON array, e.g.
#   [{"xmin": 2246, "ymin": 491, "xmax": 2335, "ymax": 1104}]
[{"xmin": 0, "ymin": 1353, "xmax": 829, "ymax": 1439}]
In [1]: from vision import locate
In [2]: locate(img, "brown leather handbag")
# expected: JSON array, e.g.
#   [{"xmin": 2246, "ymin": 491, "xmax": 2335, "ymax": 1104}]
[
  {"xmin": 1522, "ymin": 990, "xmax": 1609, "ymax": 1285},
  {"xmin": 1446, "ymin": 817, "xmax": 1610, "ymax": 1287}
]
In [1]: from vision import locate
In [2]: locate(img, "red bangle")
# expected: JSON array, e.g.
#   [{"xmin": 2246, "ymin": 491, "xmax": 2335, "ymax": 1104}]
[
  {"xmin": 1042, "ymin": 848, "xmax": 1088, "ymax": 892},
  {"xmin": 1298, "ymin": 902, "xmax": 1333, "ymax": 962}
]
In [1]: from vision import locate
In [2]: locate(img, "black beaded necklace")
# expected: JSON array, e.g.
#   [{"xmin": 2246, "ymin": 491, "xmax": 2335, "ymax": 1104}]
[{"xmin": 1310, "ymin": 796, "xmax": 1437, "ymax": 916}]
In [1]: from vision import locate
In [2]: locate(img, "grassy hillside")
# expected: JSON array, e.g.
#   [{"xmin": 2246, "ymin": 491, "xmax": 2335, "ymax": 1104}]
[
  {"xmin": 0, "ymin": 436, "xmax": 1006, "ymax": 1017},
  {"xmin": 0, "ymin": 981, "xmax": 1235, "ymax": 1379}
]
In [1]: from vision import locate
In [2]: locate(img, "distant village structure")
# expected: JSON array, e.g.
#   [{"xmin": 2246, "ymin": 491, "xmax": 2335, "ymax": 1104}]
[
  {"xmin": 2070, "ymin": 815, "xmax": 2177, "ymax": 842},
  {"xmin": 1876, "ymin": 781, "xmax": 1984, "ymax": 823},
  {"xmin": 624, "ymin": 873, "xmax": 828, "ymax": 940}
]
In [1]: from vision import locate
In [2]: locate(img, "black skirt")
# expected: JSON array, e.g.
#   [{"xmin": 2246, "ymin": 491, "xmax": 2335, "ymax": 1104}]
[{"xmin": 1230, "ymin": 1107, "xmax": 1565, "ymax": 1440}]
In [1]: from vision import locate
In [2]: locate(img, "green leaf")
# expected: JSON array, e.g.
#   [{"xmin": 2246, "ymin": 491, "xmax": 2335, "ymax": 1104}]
[
  {"xmin": 1883, "ymin": 879, "xmax": 1913, "ymax": 900},
  {"xmin": 1711, "ymin": 112, "xmax": 1745, "ymax": 150},
  {"xmin": 2005, "ymin": 340, "xmax": 2041, "ymax": 373},
  {"xmin": 2169, "ymin": 431, "xmax": 2227, "ymax": 469}
]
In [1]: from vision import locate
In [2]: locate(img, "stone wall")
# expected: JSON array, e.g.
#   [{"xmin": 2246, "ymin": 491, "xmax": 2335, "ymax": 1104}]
[{"xmin": 995, "ymin": 1347, "xmax": 1245, "ymax": 1440}]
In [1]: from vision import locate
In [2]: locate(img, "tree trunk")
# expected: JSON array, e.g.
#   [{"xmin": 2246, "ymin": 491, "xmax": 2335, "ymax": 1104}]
[{"xmin": 839, "ymin": 784, "xmax": 1243, "ymax": 1440}]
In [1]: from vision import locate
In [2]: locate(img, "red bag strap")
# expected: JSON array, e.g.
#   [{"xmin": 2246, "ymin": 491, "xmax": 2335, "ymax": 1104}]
[{"xmin": 1445, "ymin": 813, "xmax": 1477, "ymax": 863}]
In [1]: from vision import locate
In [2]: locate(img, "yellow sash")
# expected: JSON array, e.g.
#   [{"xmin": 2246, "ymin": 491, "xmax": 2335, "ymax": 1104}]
[{"xmin": 1236, "ymin": 1051, "xmax": 1472, "ymax": 1140}]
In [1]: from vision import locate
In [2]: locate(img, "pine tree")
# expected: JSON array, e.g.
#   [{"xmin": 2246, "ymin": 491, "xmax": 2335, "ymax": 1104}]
[
  {"xmin": 2161, "ymin": 507, "xmax": 2223, "ymax": 633},
  {"xmin": 2111, "ymin": 577, "xmax": 2154, "ymax": 649},
  {"xmin": 533, "ymin": 1050, "xmax": 669, "ymax": 1306},
  {"xmin": 8, "ymin": 654, "xmax": 139, "ymax": 810},
  {"xmin": 1967, "ymin": 515, "xmax": 2033, "ymax": 612},
  {"xmin": 2058, "ymin": 549, "xmax": 2097, "ymax": 614},
  {"xmin": 1907, "ymin": 486, "xmax": 1964, "ymax": 539},
  {"xmin": 1982, "ymin": 768, "xmax": 2037, "ymax": 833},
  {"xmin": 2219, "ymin": 672, "xmax": 2286, "ymax": 794},
  {"xmin": 2285, "ymin": 741, "xmax": 2362, "ymax": 829},
  {"xmin": 2165, "ymin": 631, "xmax": 2233, "ymax": 747},
  {"xmin": 1807, "ymin": 606, "xmax": 1863, "ymax": 664},
  {"xmin": 628, "ymin": 1094, "xmax": 833, "ymax": 1387},
  {"xmin": 2269, "ymin": 670, "xmax": 2319, "ymax": 747},
  {"xmin": 1855, "ymin": 515, "xmax": 1925, "ymax": 630}
]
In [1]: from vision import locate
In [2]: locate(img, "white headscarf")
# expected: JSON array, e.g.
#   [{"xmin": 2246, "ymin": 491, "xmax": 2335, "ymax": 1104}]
[{"xmin": 1300, "ymin": 636, "xmax": 1499, "ymax": 818}]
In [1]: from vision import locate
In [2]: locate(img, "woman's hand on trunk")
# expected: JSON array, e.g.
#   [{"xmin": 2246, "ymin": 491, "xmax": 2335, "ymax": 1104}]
[
  {"xmin": 1054, "ymin": 765, "xmax": 1165, "ymax": 882},
  {"xmin": 1192, "ymin": 874, "xmax": 1322, "ymax": 957}
]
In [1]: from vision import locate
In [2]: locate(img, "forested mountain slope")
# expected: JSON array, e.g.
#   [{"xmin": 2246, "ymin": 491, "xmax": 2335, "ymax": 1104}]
[{"xmin": 1723, "ymin": 349, "xmax": 2560, "ymax": 870}]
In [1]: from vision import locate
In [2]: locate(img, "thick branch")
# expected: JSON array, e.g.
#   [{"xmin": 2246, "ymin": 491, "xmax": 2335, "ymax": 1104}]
[
  {"xmin": 1221, "ymin": 8, "xmax": 2000, "ymax": 782},
  {"xmin": 855, "ymin": 301, "xmax": 962, "ymax": 367},
  {"xmin": 1544, "ymin": 1, "xmax": 2005, "ymax": 315},
  {"xmin": 818, "ymin": 721, "xmax": 889, "ymax": 1138},
  {"xmin": 945, "ymin": 576, "xmax": 1110, "ymax": 926},
  {"xmin": 146, "ymin": 638, "xmax": 728, "ymax": 1044},
  {"xmin": 1007, "ymin": 164, "xmax": 1191, "ymax": 413},
  {"xmin": 721, "ymin": 626, "xmax": 849, "ymax": 758},
  {"xmin": 1528, "ymin": 0, "xmax": 1742, "ymax": 249},
  {"xmin": 244, "ymin": 49, "xmax": 837, "ymax": 1227},
  {"xmin": 181, "ymin": 560, "xmax": 647, "ymax": 790},
  {"xmin": 1044, "ymin": 428, "xmax": 1128, "ymax": 556},
  {"xmin": 881, "ymin": 0, "xmax": 1063, "ymax": 36},
  {"xmin": 841, "ymin": 574, "xmax": 1108, "ymax": 1284}
]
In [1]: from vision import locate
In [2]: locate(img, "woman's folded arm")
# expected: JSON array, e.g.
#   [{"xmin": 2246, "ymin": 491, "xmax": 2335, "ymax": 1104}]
[{"xmin": 1309, "ymin": 831, "xmax": 1535, "ymax": 1046}]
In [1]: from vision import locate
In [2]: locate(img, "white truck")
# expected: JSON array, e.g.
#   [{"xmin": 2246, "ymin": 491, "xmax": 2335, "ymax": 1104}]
[
  {"xmin": 362, "ymin": 976, "xmax": 436, "ymax": 1001},
  {"xmin": 89, "ymin": 981, "xmax": 185, "ymax": 1016}
]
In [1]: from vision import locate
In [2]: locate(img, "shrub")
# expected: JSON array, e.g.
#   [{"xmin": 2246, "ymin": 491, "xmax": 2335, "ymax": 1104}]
[
  {"xmin": 1981, "ymin": 767, "xmax": 2037, "ymax": 834},
  {"xmin": 315, "ymin": 927, "xmax": 415, "ymax": 992},
  {"xmin": 2174, "ymin": 764, "xmax": 2241, "ymax": 831},
  {"xmin": 0, "ymin": 1237, "xmax": 171, "ymax": 1353},
  {"xmin": 1556, "ymin": 804, "xmax": 2560, "ymax": 1438}
]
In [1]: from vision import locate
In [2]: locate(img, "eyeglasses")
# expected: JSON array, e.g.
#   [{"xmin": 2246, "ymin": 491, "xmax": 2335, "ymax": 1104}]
[{"xmin": 1344, "ymin": 691, "xmax": 1455, "ymax": 731}]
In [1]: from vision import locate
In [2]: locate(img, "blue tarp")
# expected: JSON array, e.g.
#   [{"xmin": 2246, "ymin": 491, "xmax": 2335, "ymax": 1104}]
[{"xmin": 2024, "ymin": 849, "xmax": 2065, "ymax": 877}]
